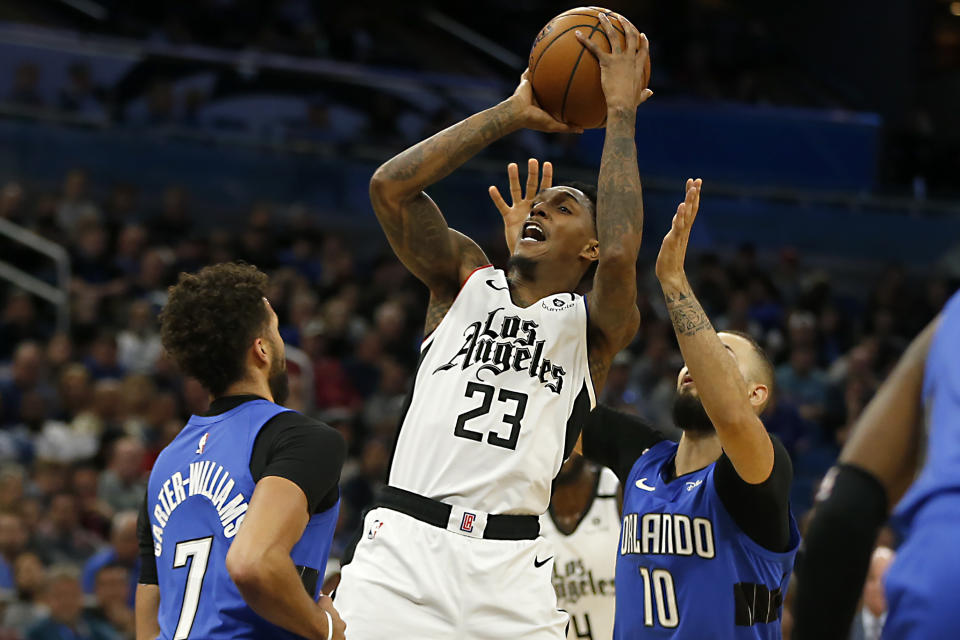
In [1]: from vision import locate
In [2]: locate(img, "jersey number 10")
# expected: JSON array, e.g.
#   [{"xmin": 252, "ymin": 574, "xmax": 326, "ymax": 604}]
[
  {"xmin": 454, "ymin": 382, "xmax": 528, "ymax": 450},
  {"xmin": 639, "ymin": 567, "xmax": 679, "ymax": 629}
]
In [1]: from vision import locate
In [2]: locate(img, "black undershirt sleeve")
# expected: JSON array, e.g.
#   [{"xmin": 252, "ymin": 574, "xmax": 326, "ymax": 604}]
[
  {"xmin": 712, "ymin": 434, "xmax": 793, "ymax": 552},
  {"xmin": 137, "ymin": 491, "xmax": 159, "ymax": 585},
  {"xmin": 581, "ymin": 404, "xmax": 670, "ymax": 484},
  {"xmin": 136, "ymin": 399, "xmax": 345, "ymax": 586},
  {"xmin": 249, "ymin": 412, "xmax": 346, "ymax": 514}
]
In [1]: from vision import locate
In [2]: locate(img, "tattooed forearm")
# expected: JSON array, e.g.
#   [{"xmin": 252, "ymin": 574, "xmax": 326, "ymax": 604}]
[
  {"xmin": 376, "ymin": 100, "xmax": 520, "ymax": 195},
  {"xmin": 596, "ymin": 109, "xmax": 643, "ymax": 256},
  {"xmin": 665, "ymin": 289, "xmax": 712, "ymax": 336}
]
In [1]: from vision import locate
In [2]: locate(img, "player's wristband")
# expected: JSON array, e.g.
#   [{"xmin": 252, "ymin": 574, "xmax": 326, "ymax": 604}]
[
  {"xmin": 324, "ymin": 610, "xmax": 333, "ymax": 640},
  {"xmin": 793, "ymin": 464, "xmax": 888, "ymax": 640}
]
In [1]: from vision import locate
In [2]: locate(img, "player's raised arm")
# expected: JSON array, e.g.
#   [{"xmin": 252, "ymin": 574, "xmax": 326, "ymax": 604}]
[
  {"xmin": 369, "ymin": 74, "xmax": 579, "ymax": 305},
  {"xmin": 577, "ymin": 15, "xmax": 652, "ymax": 391},
  {"xmin": 654, "ymin": 180, "xmax": 775, "ymax": 484}
]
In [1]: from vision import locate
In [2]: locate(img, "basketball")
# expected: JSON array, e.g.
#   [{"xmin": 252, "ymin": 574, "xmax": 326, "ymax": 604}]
[{"xmin": 528, "ymin": 7, "xmax": 650, "ymax": 129}]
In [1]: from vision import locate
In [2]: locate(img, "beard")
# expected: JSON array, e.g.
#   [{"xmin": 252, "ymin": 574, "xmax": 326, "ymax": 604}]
[
  {"xmin": 672, "ymin": 389, "xmax": 715, "ymax": 435},
  {"xmin": 267, "ymin": 353, "xmax": 289, "ymax": 406},
  {"xmin": 506, "ymin": 254, "xmax": 538, "ymax": 281}
]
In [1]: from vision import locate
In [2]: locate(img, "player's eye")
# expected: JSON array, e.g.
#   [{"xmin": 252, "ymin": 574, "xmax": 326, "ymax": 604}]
[{"xmin": 559, "ymin": 206, "xmax": 570, "ymax": 214}]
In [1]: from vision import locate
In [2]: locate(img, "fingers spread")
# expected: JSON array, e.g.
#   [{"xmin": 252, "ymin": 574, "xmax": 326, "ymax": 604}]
[
  {"xmin": 508, "ymin": 162, "xmax": 521, "ymax": 202},
  {"xmin": 525, "ymin": 158, "xmax": 539, "ymax": 199},
  {"xmin": 542, "ymin": 161, "xmax": 553, "ymax": 191},
  {"xmin": 489, "ymin": 185, "xmax": 509, "ymax": 214}
]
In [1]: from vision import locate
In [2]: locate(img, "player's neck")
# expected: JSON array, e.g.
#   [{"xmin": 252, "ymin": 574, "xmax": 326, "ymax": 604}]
[
  {"xmin": 220, "ymin": 375, "xmax": 273, "ymax": 403},
  {"xmin": 674, "ymin": 432, "xmax": 723, "ymax": 477},
  {"xmin": 507, "ymin": 267, "xmax": 575, "ymax": 308}
]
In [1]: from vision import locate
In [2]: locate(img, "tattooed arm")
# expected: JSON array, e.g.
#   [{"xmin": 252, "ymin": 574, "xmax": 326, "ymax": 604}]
[
  {"xmin": 656, "ymin": 180, "xmax": 774, "ymax": 483},
  {"xmin": 370, "ymin": 73, "xmax": 579, "ymax": 334},
  {"xmin": 577, "ymin": 15, "xmax": 652, "ymax": 393}
]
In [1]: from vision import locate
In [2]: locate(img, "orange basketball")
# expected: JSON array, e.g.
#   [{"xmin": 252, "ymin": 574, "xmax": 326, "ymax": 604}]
[{"xmin": 528, "ymin": 7, "xmax": 651, "ymax": 129}]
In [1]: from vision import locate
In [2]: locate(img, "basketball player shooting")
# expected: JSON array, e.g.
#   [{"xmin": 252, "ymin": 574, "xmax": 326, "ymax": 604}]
[{"xmin": 333, "ymin": 14, "xmax": 651, "ymax": 640}]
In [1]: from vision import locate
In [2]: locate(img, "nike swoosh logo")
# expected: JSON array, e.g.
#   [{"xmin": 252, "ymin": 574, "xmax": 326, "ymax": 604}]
[
  {"xmin": 486, "ymin": 279, "xmax": 508, "ymax": 291},
  {"xmin": 635, "ymin": 478, "xmax": 656, "ymax": 492},
  {"xmin": 534, "ymin": 556, "xmax": 553, "ymax": 568}
]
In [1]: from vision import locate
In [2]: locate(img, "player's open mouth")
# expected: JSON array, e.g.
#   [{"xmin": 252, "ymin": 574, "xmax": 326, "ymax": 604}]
[
  {"xmin": 681, "ymin": 375, "xmax": 694, "ymax": 386},
  {"xmin": 521, "ymin": 221, "xmax": 547, "ymax": 243}
]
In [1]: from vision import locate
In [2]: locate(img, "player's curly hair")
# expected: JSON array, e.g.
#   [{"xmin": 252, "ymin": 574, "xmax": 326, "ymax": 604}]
[{"xmin": 160, "ymin": 262, "xmax": 270, "ymax": 396}]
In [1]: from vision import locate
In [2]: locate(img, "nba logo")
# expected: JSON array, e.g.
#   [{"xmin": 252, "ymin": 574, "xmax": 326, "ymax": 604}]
[
  {"xmin": 460, "ymin": 513, "xmax": 476, "ymax": 533},
  {"xmin": 196, "ymin": 432, "xmax": 210, "ymax": 455}
]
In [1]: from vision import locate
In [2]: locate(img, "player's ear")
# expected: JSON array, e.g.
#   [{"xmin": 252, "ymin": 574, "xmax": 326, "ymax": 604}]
[
  {"xmin": 748, "ymin": 382, "xmax": 769, "ymax": 414},
  {"xmin": 580, "ymin": 238, "xmax": 599, "ymax": 262},
  {"xmin": 252, "ymin": 337, "xmax": 269, "ymax": 367}
]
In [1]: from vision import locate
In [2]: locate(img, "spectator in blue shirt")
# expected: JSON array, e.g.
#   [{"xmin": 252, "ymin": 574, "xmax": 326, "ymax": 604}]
[
  {"xmin": 81, "ymin": 512, "xmax": 138, "ymax": 606},
  {"xmin": 26, "ymin": 566, "xmax": 118, "ymax": 640}
]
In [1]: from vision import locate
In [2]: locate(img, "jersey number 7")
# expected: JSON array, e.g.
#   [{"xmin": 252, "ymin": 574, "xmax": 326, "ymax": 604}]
[{"xmin": 172, "ymin": 536, "xmax": 213, "ymax": 639}]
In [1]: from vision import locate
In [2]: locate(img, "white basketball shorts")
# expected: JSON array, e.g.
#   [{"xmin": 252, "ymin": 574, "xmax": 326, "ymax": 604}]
[{"xmin": 334, "ymin": 506, "xmax": 569, "ymax": 639}]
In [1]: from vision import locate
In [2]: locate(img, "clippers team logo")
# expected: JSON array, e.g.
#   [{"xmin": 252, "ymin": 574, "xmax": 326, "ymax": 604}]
[
  {"xmin": 460, "ymin": 512, "xmax": 476, "ymax": 533},
  {"xmin": 195, "ymin": 432, "xmax": 210, "ymax": 455}
]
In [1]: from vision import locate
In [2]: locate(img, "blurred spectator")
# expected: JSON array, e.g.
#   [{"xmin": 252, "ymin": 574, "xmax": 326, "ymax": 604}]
[
  {"xmin": 84, "ymin": 563, "xmax": 134, "ymax": 639},
  {"xmin": 776, "ymin": 345, "xmax": 829, "ymax": 423},
  {"xmin": 8, "ymin": 63, "xmax": 42, "ymax": 108},
  {"xmin": 84, "ymin": 334, "xmax": 125, "ymax": 381},
  {"xmin": 81, "ymin": 512, "xmax": 138, "ymax": 606},
  {"xmin": 31, "ymin": 493, "xmax": 101, "ymax": 565},
  {"xmin": 72, "ymin": 466, "xmax": 111, "ymax": 540},
  {"xmin": 26, "ymin": 389, "xmax": 98, "ymax": 464},
  {"xmin": 26, "ymin": 565, "xmax": 118, "ymax": 640},
  {"xmin": 360, "ymin": 357, "xmax": 409, "ymax": 438},
  {"xmin": 0, "ymin": 342, "xmax": 51, "ymax": 427},
  {"xmin": 147, "ymin": 186, "xmax": 191, "ymax": 247},
  {"xmin": 0, "ymin": 514, "xmax": 28, "ymax": 590},
  {"xmin": 2, "ymin": 552, "xmax": 46, "ymax": 634},
  {"xmin": 97, "ymin": 439, "xmax": 146, "ymax": 514},
  {"xmin": 58, "ymin": 63, "xmax": 104, "ymax": 117},
  {"xmin": 57, "ymin": 170, "xmax": 101, "ymax": 237},
  {"xmin": 0, "ymin": 292, "xmax": 46, "ymax": 360},
  {"xmin": 849, "ymin": 547, "xmax": 895, "ymax": 640},
  {"xmin": 341, "ymin": 437, "xmax": 390, "ymax": 534}
]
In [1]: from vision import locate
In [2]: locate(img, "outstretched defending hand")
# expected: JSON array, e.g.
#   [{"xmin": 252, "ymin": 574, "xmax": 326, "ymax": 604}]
[
  {"xmin": 507, "ymin": 70, "xmax": 585, "ymax": 134},
  {"xmin": 576, "ymin": 14, "xmax": 653, "ymax": 112},
  {"xmin": 488, "ymin": 158, "xmax": 553, "ymax": 254},
  {"xmin": 655, "ymin": 178, "xmax": 702, "ymax": 287}
]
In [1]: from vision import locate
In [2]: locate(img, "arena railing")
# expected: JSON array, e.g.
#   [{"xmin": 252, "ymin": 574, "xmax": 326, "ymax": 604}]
[{"xmin": 0, "ymin": 216, "xmax": 70, "ymax": 333}]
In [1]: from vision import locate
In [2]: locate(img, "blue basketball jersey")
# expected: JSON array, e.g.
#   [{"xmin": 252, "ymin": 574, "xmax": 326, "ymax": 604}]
[
  {"xmin": 893, "ymin": 289, "xmax": 960, "ymax": 530},
  {"xmin": 146, "ymin": 399, "xmax": 340, "ymax": 640},
  {"xmin": 615, "ymin": 440, "xmax": 799, "ymax": 639}
]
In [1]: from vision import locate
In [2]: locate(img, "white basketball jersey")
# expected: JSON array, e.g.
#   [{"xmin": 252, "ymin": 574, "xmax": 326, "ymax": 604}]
[
  {"xmin": 540, "ymin": 468, "xmax": 620, "ymax": 640},
  {"xmin": 388, "ymin": 266, "xmax": 596, "ymax": 515}
]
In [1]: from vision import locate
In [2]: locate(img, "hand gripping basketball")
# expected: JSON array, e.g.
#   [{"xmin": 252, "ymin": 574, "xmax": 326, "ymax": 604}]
[
  {"xmin": 508, "ymin": 70, "xmax": 585, "ymax": 134},
  {"xmin": 575, "ymin": 13, "xmax": 652, "ymax": 111}
]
